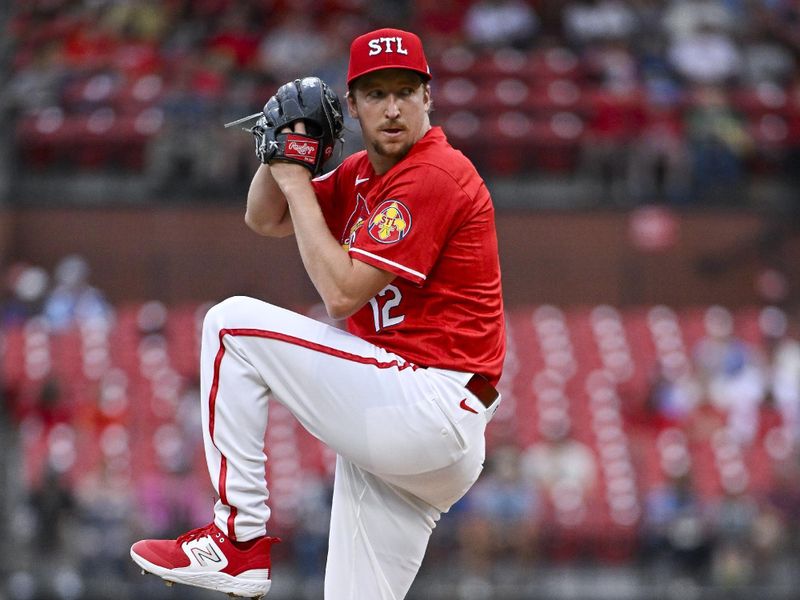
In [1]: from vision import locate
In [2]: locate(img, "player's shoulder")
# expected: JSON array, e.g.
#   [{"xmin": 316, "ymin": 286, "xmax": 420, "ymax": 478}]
[
  {"xmin": 401, "ymin": 131, "xmax": 487, "ymax": 200},
  {"xmin": 421, "ymin": 129, "xmax": 481, "ymax": 173}
]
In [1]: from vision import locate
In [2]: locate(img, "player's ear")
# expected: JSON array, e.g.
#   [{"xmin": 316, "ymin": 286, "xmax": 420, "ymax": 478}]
[
  {"xmin": 345, "ymin": 90, "xmax": 358, "ymax": 119},
  {"xmin": 422, "ymin": 82, "xmax": 431, "ymax": 112}
]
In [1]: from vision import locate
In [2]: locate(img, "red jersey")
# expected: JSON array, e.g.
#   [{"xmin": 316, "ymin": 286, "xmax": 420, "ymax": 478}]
[{"xmin": 312, "ymin": 127, "xmax": 505, "ymax": 385}]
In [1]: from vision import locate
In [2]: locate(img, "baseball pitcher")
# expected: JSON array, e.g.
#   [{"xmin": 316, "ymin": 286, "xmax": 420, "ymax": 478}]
[{"xmin": 130, "ymin": 27, "xmax": 506, "ymax": 600}]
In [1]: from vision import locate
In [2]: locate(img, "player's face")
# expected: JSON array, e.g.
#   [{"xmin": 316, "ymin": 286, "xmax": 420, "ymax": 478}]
[{"xmin": 348, "ymin": 69, "xmax": 431, "ymax": 174}]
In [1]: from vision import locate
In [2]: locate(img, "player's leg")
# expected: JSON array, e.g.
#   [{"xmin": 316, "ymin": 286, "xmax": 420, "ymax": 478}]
[
  {"xmin": 323, "ymin": 456, "xmax": 440, "ymax": 600},
  {"xmin": 197, "ymin": 296, "xmax": 471, "ymax": 540},
  {"xmin": 131, "ymin": 296, "xmax": 488, "ymax": 596}
]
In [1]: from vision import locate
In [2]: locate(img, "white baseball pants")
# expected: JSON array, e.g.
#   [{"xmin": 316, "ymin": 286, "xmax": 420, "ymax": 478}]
[{"xmin": 199, "ymin": 296, "xmax": 497, "ymax": 600}]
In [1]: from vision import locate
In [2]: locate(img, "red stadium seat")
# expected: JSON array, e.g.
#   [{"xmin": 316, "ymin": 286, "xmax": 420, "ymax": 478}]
[{"xmin": 112, "ymin": 73, "xmax": 166, "ymax": 115}]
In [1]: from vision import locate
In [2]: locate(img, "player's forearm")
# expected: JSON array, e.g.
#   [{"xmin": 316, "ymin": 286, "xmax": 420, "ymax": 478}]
[
  {"xmin": 285, "ymin": 183, "xmax": 361, "ymax": 317},
  {"xmin": 281, "ymin": 180, "xmax": 375, "ymax": 319},
  {"xmin": 245, "ymin": 164, "xmax": 294, "ymax": 237}
]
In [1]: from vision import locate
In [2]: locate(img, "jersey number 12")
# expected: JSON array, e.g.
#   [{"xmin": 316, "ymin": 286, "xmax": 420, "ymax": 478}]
[{"xmin": 368, "ymin": 284, "xmax": 405, "ymax": 332}]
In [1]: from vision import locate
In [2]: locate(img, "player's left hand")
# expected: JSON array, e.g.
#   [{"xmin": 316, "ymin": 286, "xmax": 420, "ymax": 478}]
[{"xmin": 251, "ymin": 77, "xmax": 344, "ymax": 176}]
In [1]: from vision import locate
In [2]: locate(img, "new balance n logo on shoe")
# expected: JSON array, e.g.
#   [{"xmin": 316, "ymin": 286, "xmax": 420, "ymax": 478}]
[{"xmin": 191, "ymin": 543, "xmax": 222, "ymax": 566}]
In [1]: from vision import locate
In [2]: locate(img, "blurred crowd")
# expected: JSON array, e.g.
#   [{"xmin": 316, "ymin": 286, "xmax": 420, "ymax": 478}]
[
  {"xmin": 1, "ymin": 255, "xmax": 112, "ymax": 331},
  {"xmin": 2, "ymin": 0, "xmax": 800, "ymax": 205},
  {"xmin": 5, "ymin": 256, "xmax": 800, "ymax": 597},
  {"xmin": 4, "ymin": 1, "xmax": 800, "ymax": 595}
]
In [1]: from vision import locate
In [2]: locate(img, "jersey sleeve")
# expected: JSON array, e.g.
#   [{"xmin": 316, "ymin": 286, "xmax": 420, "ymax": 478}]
[
  {"xmin": 348, "ymin": 164, "xmax": 470, "ymax": 286},
  {"xmin": 311, "ymin": 163, "xmax": 341, "ymax": 218}
]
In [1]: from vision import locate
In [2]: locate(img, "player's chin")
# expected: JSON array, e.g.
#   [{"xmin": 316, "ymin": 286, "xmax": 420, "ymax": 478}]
[{"xmin": 373, "ymin": 139, "xmax": 412, "ymax": 160}]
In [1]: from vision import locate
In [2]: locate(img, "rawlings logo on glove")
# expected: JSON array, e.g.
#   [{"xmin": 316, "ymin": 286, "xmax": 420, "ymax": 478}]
[
  {"xmin": 285, "ymin": 137, "xmax": 319, "ymax": 163},
  {"xmin": 238, "ymin": 77, "xmax": 344, "ymax": 176}
]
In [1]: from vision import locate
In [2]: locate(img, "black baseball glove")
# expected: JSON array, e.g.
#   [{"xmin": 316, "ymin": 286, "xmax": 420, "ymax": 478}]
[{"xmin": 251, "ymin": 77, "xmax": 344, "ymax": 176}]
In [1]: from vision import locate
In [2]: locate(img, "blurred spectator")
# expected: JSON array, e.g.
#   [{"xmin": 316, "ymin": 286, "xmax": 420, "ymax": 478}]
[
  {"xmin": 641, "ymin": 472, "xmax": 713, "ymax": 580},
  {"xmin": 205, "ymin": 5, "xmax": 264, "ymax": 70},
  {"xmin": 258, "ymin": 12, "xmax": 334, "ymax": 84},
  {"xmin": 749, "ymin": 503, "xmax": 787, "ymax": 580},
  {"xmin": 61, "ymin": 8, "xmax": 123, "ymax": 71},
  {"xmin": 102, "ymin": 0, "xmax": 171, "ymax": 45},
  {"xmin": 628, "ymin": 0, "xmax": 667, "ymax": 45},
  {"xmin": 29, "ymin": 377, "xmax": 73, "ymax": 428},
  {"xmin": 785, "ymin": 78, "xmax": 800, "ymax": 179},
  {"xmin": 136, "ymin": 433, "xmax": 210, "ymax": 539},
  {"xmin": 211, "ymin": 76, "xmax": 265, "ymax": 195},
  {"xmin": 98, "ymin": 1, "xmax": 169, "ymax": 78},
  {"xmin": 713, "ymin": 486, "xmax": 759, "ymax": 547},
  {"xmin": 43, "ymin": 254, "xmax": 113, "ymax": 331},
  {"xmin": 662, "ymin": 0, "xmax": 738, "ymax": 41},
  {"xmin": 706, "ymin": 349, "xmax": 766, "ymax": 445},
  {"xmin": 73, "ymin": 460, "xmax": 135, "ymax": 578},
  {"xmin": 692, "ymin": 305, "xmax": 767, "ymax": 445},
  {"xmin": 562, "ymin": 0, "xmax": 638, "ymax": 48},
  {"xmin": 684, "ymin": 85, "xmax": 752, "ymax": 203},
  {"xmin": 647, "ymin": 360, "xmax": 703, "ymax": 426},
  {"xmin": 457, "ymin": 445, "xmax": 539, "ymax": 575},
  {"xmin": 764, "ymin": 457, "xmax": 800, "ymax": 546},
  {"xmin": 316, "ymin": 13, "xmax": 366, "ymax": 94},
  {"xmin": 413, "ymin": 0, "xmax": 467, "ymax": 53},
  {"xmin": 626, "ymin": 85, "xmax": 691, "ymax": 204},
  {"xmin": 145, "ymin": 50, "xmax": 224, "ymax": 195},
  {"xmin": 8, "ymin": 376, "xmax": 73, "ymax": 437},
  {"xmin": 667, "ymin": 22, "xmax": 742, "ymax": 86},
  {"xmin": 760, "ymin": 306, "xmax": 800, "ymax": 439},
  {"xmin": 158, "ymin": 2, "xmax": 214, "ymax": 57},
  {"xmin": 708, "ymin": 487, "xmax": 759, "ymax": 588},
  {"xmin": 758, "ymin": 0, "xmax": 800, "ymax": 51},
  {"xmin": 1, "ymin": 263, "xmax": 49, "ymax": 327},
  {"xmin": 583, "ymin": 38, "xmax": 639, "ymax": 90},
  {"xmin": 2, "ymin": 43, "xmax": 66, "ymax": 113},
  {"xmin": 710, "ymin": 539, "xmax": 755, "ymax": 588},
  {"xmin": 28, "ymin": 466, "xmax": 75, "ymax": 556},
  {"xmin": 135, "ymin": 299, "xmax": 169, "ymax": 339},
  {"xmin": 521, "ymin": 415, "xmax": 596, "ymax": 508},
  {"xmin": 740, "ymin": 30, "xmax": 796, "ymax": 87},
  {"xmin": 292, "ymin": 473, "xmax": 333, "ymax": 583},
  {"xmin": 693, "ymin": 306, "xmax": 753, "ymax": 386},
  {"xmin": 359, "ymin": 0, "xmax": 413, "ymax": 28},
  {"xmin": 578, "ymin": 84, "xmax": 646, "ymax": 203},
  {"xmin": 463, "ymin": 0, "xmax": 539, "ymax": 49}
]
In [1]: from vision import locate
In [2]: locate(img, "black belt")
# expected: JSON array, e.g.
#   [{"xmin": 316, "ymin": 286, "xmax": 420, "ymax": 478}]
[{"xmin": 465, "ymin": 374, "xmax": 499, "ymax": 409}]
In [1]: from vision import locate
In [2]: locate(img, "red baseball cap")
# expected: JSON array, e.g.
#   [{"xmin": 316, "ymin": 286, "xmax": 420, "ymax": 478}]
[{"xmin": 347, "ymin": 28, "xmax": 432, "ymax": 86}]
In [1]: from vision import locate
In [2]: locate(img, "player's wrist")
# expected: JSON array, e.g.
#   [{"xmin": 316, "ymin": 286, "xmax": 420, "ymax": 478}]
[{"xmin": 272, "ymin": 168, "xmax": 313, "ymax": 198}]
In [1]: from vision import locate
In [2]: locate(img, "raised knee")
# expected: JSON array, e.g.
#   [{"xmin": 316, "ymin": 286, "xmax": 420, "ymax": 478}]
[{"xmin": 203, "ymin": 296, "xmax": 266, "ymax": 331}]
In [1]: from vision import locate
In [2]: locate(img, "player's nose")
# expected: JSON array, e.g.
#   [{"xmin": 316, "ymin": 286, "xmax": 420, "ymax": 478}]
[{"xmin": 384, "ymin": 95, "xmax": 401, "ymax": 119}]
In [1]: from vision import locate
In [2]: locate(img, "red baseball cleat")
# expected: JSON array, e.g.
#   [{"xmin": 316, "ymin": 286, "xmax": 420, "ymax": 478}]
[{"xmin": 130, "ymin": 522, "xmax": 280, "ymax": 598}]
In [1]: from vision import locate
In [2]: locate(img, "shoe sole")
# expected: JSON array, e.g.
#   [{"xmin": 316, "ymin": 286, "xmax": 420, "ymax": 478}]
[{"xmin": 130, "ymin": 548, "xmax": 271, "ymax": 598}]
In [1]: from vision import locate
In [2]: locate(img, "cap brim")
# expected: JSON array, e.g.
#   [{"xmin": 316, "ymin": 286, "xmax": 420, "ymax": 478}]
[{"xmin": 347, "ymin": 65, "xmax": 432, "ymax": 86}]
